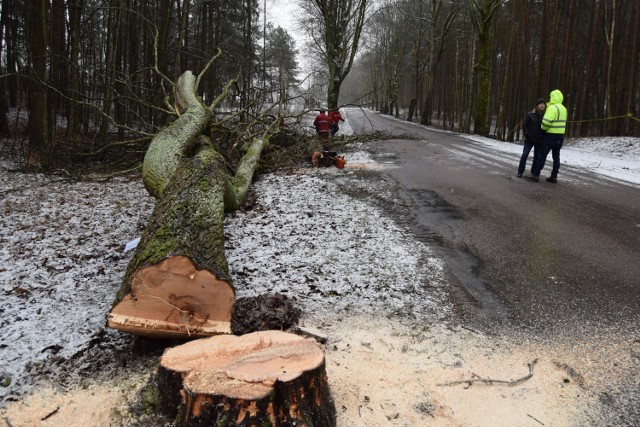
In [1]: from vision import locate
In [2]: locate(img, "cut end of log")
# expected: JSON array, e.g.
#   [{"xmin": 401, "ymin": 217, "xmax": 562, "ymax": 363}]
[
  {"xmin": 158, "ymin": 331, "xmax": 335, "ymax": 426},
  {"xmin": 108, "ymin": 256, "xmax": 234, "ymax": 339}
]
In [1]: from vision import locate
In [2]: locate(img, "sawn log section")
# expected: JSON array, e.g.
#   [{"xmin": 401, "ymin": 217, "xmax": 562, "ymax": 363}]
[{"xmin": 107, "ymin": 71, "xmax": 266, "ymax": 339}]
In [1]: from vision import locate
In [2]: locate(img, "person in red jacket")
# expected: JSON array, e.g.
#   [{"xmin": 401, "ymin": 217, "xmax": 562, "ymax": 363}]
[
  {"xmin": 329, "ymin": 108, "xmax": 345, "ymax": 136},
  {"xmin": 313, "ymin": 109, "xmax": 331, "ymax": 142}
]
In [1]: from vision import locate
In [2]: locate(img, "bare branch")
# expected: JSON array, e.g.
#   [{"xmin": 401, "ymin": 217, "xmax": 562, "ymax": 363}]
[{"xmin": 437, "ymin": 359, "xmax": 539, "ymax": 387}]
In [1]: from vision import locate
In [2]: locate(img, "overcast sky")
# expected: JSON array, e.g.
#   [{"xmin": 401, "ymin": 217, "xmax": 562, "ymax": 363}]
[
  {"xmin": 265, "ymin": 0, "xmax": 306, "ymax": 48},
  {"xmin": 264, "ymin": 0, "xmax": 315, "ymax": 80}
]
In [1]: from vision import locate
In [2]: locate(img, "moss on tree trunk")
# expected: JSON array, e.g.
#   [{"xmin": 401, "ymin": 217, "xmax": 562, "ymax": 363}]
[{"xmin": 116, "ymin": 146, "xmax": 231, "ymax": 302}]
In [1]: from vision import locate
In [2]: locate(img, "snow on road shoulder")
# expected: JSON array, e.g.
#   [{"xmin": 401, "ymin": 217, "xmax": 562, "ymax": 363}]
[
  {"xmin": 225, "ymin": 168, "xmax": 451, "ymax": 325},
  {"xmin": 0, "ymin": 149, "xmax": 450, "ymax": 403},
  {"xmin": 367, "ymin": 108, "xmax": 640, "ymax": 185},
  {"xmin": 466, "ymin": 135, "xmax": 640, "ymax": 185}
]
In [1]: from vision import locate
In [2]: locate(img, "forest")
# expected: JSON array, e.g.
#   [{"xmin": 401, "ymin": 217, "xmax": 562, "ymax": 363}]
[
  {"xmin": 342, "ymin": 0, "xmax": 640, "ymax": 139},
  {"xmin": 0, "ymin": 0, "xmax": 299, "ymax": 168},
  {"xmin": 0, "ymin": 0, "xmax": 639, "ymax": 171}
]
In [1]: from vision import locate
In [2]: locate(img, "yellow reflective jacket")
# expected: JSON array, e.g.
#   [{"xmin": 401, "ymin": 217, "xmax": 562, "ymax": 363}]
[{"xmin": 541, "ymin": 89, "xmax": 567, "ymax": 134}]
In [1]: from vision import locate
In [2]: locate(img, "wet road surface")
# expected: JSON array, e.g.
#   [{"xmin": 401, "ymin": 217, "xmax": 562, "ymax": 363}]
[{"xmin": 346, "ymin": 108, "xmax": 640, "ymax": 337}]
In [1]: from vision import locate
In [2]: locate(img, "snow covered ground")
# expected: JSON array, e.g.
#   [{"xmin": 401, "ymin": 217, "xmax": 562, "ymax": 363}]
[
  {"xmin": 0, "ymin": 172, "xmax": 155, "ymax": 402},
  {"xmin": 0, "ymin": 112, "xmax": 638, "ymax": 420}
]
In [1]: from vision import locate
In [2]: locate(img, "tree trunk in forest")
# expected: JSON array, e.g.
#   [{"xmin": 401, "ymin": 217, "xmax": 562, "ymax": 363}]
[
  {"xmin": 108, "ymin": 71, "xmax": 268, "ymax": 339},
  {"xmin": 4, "ymin": 0, "xmax": 18, "ymax": 107},
  {"xmin": 624, "ymin": 1, "xmax": 639, "ymax": 136},
  {"xmin": 303, "ymin": 0, "xmax": 367, "ymax": 109},
  {"xmin": 327, "ymin": 77, "xmax": 343, "ymax": 110},
  {"xmin": 603, "ymin": 0, "xmax": 616, "ymax": 134},
  {"xmin": 100, "ymin": 1, "xmax": 117, "ymax": 136},
  {"xmin": 420, "ymin": 0, "xmax": 460, "ymax": 127},
  {"xmin": 407, "ymin": 97, "xmax": 416, "ymax": 122},
  {"xmin": 470, "ymin": 0, "xmax": 502, "ymax": 136},
  {"xmin": 26, "ymin": 0, "xmax": 50, "ymax": 163},
  {"xmin": 50, "ymin": 0, "xmax": 66, "ymax": 116},
  {"xmin": 66, "ymin": 0, "xmax": 83, "ymax": 136},
  {"xmin": 473, "ymin": 31, "xmax": 490, "ymax": 136},
  {"xmin": 157, "ymin": 331, "xmax": 336, "ymax": 426},
  {"xmin": 0, "ymin": 81, "xmax": 9, "ymax": 136},
  {"xmin": 0, "ymin": 2, "xmax": 9, "ymax": 136}
]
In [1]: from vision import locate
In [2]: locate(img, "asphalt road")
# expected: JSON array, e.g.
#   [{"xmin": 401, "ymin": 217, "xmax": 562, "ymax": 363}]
[{"xmin": 346, "ymin": 108, "xmax": 640, "ymax": 337}]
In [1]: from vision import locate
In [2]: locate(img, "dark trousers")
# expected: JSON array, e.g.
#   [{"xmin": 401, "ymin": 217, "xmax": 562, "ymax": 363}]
[
  {"xmin": 532, "ymin": 133, "xmax": 564, "ymax": 177},
  {"xmin": 518, "ymin": 141, "xmax": 538, "ymax": 175}
]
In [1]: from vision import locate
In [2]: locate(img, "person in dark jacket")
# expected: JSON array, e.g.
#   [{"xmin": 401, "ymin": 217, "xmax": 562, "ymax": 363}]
[
  {"xmin": 526, "ymin": 89, "xmax": 568, "ymax": 183},
  {"xmin": 517, "ymin": 98, "xmax": 546, "ymax": 177}
]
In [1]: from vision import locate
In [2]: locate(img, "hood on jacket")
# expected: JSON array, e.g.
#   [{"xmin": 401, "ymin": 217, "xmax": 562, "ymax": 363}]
[{"xmin": 548, "ymin": 89, "xmax": 563, "ymax": 105}]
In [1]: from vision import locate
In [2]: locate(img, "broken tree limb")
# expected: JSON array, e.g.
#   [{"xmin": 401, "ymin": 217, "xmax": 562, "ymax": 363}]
[
  {"xmin": 224, "ymin": 137, "xmax": 266, "ymax": 211},
  {"xmin": 437, "ymin": 358, "xmax": 539, "ymax": 387},
  {"xmin": 157, "ymin": 331, "xmax": 336, "ymax": 426},
  {"xmin": 40, "ymin": 407, "xmax": 60, "ymax": 421}
]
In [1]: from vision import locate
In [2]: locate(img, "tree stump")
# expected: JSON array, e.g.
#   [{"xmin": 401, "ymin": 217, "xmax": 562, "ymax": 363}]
[{"xmin": 157, "ymin": 330, "xmax": 336, "ymax": 426}]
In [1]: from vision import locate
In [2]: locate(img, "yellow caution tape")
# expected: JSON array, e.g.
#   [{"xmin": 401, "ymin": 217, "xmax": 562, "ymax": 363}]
[
  {"xmin": 506, "ymin": 112, "xmax": 639, "ymax": 137},
  {"xmin": 567, "ymin": 112, "xmax": 640, "ymax": 124}
]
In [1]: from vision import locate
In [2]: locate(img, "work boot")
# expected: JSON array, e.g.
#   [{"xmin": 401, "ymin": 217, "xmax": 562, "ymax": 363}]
[
  {"xmin": 546, "ymin": 176, "xmax": 557, "ymax": 183},
  {"xmin": 524, "ymin": 174, "xmax": 539, "ymax": 182}
]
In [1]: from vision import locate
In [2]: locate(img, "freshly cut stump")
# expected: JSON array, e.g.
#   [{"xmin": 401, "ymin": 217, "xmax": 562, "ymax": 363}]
[
  {"xmin": 108, "ymin": 256, "xmax": 234, "ymax": 339},
  {"xmin": 157, "ymin": 330, "xmax": 336, "ymax": 426}
]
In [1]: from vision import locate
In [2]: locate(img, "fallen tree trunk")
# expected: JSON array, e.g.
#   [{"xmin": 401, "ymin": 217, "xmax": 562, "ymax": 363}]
[
  {"xmin": 108, "ymin": 71, "xmax": 268, "ymax": 339},
  {"xmin": 157, "ymin": 331, "xmax": 336, "ymax": 426}
]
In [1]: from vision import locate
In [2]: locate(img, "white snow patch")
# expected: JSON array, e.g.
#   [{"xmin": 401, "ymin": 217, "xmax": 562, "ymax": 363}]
[
  {"xmin": 464, "ymin": 135, "xmax": 640, "ymax": 185},
  {"xmin": 224, "ymin": 172, "xmax": 450, "ymax": 324},
  {"xmin": 374, "ymin": 110, "xmax": 640, "ymax": 185},
  {"xmin": 0, "ymin": 162, "xmax": 154, "ymax": 400}
]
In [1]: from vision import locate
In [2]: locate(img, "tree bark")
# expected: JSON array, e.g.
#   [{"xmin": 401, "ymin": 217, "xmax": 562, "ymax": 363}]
[
  {"xmin": 157, "ymin": 331, "xmax": 336, "ymax": 426},
  {"xmin": 302, "ymin": 0, "xmax": 367, "ymax": 109},
  {"xmin": 25, "ymin": 0, "xmax": 50, "ymax": 162},
  {"xmin": 0, "ymin": 0, "xmax": 10, "ymax": 135},
  {"xmin": 66, "ymin": 0, "xmax": 84, "ymax": 135},
  {"xmin": 470, "ymin": 0, "xmax": 502, "ymax": 136},
  {"xmin": 142, "ymin": 72, "xmax": 211, "ymax": 199},
  {"xmin": 108, "ymin": 71, "xmax": 268, "ymax": 339},
  {"xmin": 420, "ymin": 0, "xmax": 461, "ymax": 126}
]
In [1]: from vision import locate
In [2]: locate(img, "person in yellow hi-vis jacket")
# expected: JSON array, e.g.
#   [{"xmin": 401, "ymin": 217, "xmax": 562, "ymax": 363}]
[{"xmin": 525, "ymin": 89, "xmax": 568, "ymax": 183}]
